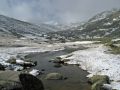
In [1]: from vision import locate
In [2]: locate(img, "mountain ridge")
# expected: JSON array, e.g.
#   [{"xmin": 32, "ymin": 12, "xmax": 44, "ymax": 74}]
[
  {"xmin": 47, "ymin": 9, "xmax": 120, "ymax": 40},
  {"xmin": 0, "ymin": 15, "xmax": 60, "ymax": 39}
]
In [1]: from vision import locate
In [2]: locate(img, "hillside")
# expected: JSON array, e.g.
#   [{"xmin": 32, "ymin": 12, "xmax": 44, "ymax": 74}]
[
  {"xmin": 48, "ymin": 9, "xmax": 120, "ymax": 40},
  {"xmin": 0, "ymin": 15, "xmax": 59, "ymax": 39}
]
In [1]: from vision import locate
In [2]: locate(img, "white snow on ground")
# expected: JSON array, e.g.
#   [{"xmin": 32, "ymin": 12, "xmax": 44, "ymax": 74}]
[
  {"xmin": 61, "ymin": 44, "xmax": 120, "ymax": 90},
  {"xmin": 0, "ymin": 41, "xmax": 95, "ymax": 65}
]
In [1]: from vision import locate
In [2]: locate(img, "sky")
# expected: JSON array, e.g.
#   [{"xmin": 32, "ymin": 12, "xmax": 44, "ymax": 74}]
[{"xmin": 0, "ymin": 0, "xmax": 120, "ymax": 25}]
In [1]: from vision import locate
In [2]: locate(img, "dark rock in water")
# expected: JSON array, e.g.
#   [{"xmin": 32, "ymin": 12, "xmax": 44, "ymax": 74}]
[
  {"xmin": 41, "ymin": 69, "xmax": 45, "ymax": 71},
  {"xmin": 48, "ymin": 60, "xmax": 52, "ymax": 62},
  {"xmin": 34, "ymin": 61, "xmax": 37, "ymax": 66},
  {"xmin": 45, "ymin": 73, "xmax": 63, "ymax": 80},
  {"xmin": 52, "ymin": 57, "xmax": 70, "ymax": 64},
  {"xmin": 63, "ymin": 77, "xmax": 68, "ymax": 80},
  {"xmin": 53, "ymin": 59, "xmax": 64, "ymax": 64},
  {"xmin": 0, "ymin": 64, "xmax": 5, "ymax": 70},
  {"xmin": 21, "ymin": 61, "xmax": 37, "ymax": 69},
  {"xmin": 19, "ymin": 73, "xmax": 44, "ymax": 90},
  {"xmin": 54, "ymin": 63, "xmax": 62, "ymax": 68}
]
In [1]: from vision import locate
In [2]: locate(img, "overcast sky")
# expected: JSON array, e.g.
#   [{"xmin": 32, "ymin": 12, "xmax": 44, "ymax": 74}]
[{"xmin": 0, "ymin": 0, "xmax": 120, "ymax": 24}]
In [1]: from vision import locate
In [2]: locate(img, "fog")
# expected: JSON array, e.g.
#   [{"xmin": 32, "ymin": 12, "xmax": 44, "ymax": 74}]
[{"xmin": 0, "ymin": 0, "xmax": 120, "ymax": 24}]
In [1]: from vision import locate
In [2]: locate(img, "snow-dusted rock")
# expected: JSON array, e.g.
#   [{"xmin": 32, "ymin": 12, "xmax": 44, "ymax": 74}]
[
  {"xmin": 29, "ymin": 69, "xmax": 40, "ymax": 76},
  {"xmin": 16, "ymin": 60, "xmax": 24, "ymax": 65}
]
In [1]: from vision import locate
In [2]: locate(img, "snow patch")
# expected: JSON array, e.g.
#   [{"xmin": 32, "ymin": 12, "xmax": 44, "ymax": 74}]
[
  {"xmin": 29, "ymin": 69, "xmax": 40, "ymax": 76},
  {"xmin": 61, "ymin": 44, "xmax": 120, "ymax": 90}
]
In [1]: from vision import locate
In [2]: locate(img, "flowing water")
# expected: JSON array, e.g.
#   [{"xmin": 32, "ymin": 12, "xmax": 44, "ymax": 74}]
[{"xmin": 26, "ymin": 50, "xmax": 91, "ymax": 90}]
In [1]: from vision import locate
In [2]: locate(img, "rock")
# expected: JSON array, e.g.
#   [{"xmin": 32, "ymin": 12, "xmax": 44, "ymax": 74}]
[
  {"xmin": 41, "ymin": 69, "xmax": 45, "ymax": 71},
  {"xmin": 54, "ymin": 63, "xmax": 62, "ymax": 68},
  {"xmin": 56, "ymin": 56, "xmax": 62, "ymax": 60},
  {"xmin": 0, "ymin": 80, "xmax": 22, "ymax": 90},
  {"xmin": 61, "ymin": 58, "xmax": 70, "ymax": 62},
  {"xmin": 101, "ymin": 84, "xmax": 112, "ymax": 90},
  {"xmin": 53, "ymin": 59, "xmax": 64, "ymax": 64},
  {"xmin": 45, "ymin": 73, "xmax": 63, "ymax": 80},
  {"xmin": 52, "ymin": 57, "xmax": 65, "ymax": 64},
  {"xmin": 0, "ymin": 64, "xmax": 5, "ymax": 70},
  {"xmin": 16, "ymin": 60, "xmax": 37, "ymax": 68},
  {"xmin": 88, "ymin": 75, "xmax": 110, "ymax": 84},
  {"xmin": 91, "ymin": 80, "xmax": 103, "ymax": 90},
  {"xmin": 88, "ymin": 75, "xmax": 110, "ymax": 90},
  {"xmin": 19, "ymin": 73, "xmax": 44, "ymax": 90},
  {"xmin": 7, "ymin": 57, "xmax": 16, "ymax": 64},
  {"xmin": 16, "ymin": 60, "xmax": 24, "ymax": 65}
]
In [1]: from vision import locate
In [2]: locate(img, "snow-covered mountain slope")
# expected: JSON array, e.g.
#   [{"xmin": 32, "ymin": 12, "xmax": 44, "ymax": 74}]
[
  {"xmin": 48, "ymin": 9, "xmax": 120, "ymax": 40},
  {"xmin": 55, "ymin": 22, "xmax": 84, "ymax": 31},
  {"xmin": 0, "ymin": 15, "xmax": 58, "ymax": 38}
]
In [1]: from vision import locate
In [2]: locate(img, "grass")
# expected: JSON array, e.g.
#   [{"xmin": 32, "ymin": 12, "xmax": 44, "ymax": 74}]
[
  {"xmin": 108, "ymin": 43, "xmax": 120, "ymax": 54},
  {"xmin": 94, "ymin": 37, "xmax": 120, "ymax": 54}
]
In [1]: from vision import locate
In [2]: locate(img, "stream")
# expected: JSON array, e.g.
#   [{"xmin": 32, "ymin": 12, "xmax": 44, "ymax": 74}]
[{"xmin": 26, "ymin": 50, "xmax": 91, "ymax": 90}]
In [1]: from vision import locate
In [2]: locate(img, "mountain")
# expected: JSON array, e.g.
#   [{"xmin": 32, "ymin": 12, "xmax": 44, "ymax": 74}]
[
  {"xmin": 0, "ymin": 15, "xmax": 59, "ymax": 39},
  {"xmin": 48, "ymin": 9, "xmax": 120, "ymax": 40},
  {"xmin": 55, "ymin": 22, "xmax": 84, "ymax": 31}
]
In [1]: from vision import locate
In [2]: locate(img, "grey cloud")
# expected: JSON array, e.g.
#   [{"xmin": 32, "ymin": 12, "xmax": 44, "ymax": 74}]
[{"xmin": 0, "ymin": 0, "xmax": 120, "ymax": 24}]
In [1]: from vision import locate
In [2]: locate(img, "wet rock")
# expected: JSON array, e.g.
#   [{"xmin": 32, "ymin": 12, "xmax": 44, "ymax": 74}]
[
  {"xmin": 53, "ymin": 60, "xmax": 64, "ymax": 64},
  {"xmin": 7, "ymin": 57, "xmax": 16, "ymax": 64},
  {"xmin": 61, "ymin": 59, "xmax": 70, "ymax": 63},
  {"xmin": 41, "ymin": 69, "xmax": 45, "ymax": 71},
  {"xmin": 54, "ymin": 63, "xmax": 62, "ymax": 68},
  {"xmin": 0, "ymin": 64, "xmax": 5, "ymax": 70},
  {"xmin": 19, "ymin": 73, "xmax": 44, "ymax": 90},
  {"xmin": 52, "ymin": 57, "xmax": 70, "ymax": 64},
  {"xmin": 16, "ymin": 60, "xmax": 37, "ymax": 68},
  {"xmin": 45, "ymin": 73, "xmax": 63, "ymax": 80},
  {"xmin": 63, "ymin": 77, "xmax": 68, "ymax": 80}
]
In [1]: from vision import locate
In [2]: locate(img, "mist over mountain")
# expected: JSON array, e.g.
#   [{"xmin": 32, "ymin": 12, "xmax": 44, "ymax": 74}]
[
  {"xmin": 48, "ymin": 9, "xmax": 120, "ymax": 40},
  {"xmin": 0, "ymin": 0, "xmax": 120, "ymax": 24}
]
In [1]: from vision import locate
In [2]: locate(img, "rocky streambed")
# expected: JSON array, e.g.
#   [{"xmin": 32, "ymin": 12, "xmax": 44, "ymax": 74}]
[
  {"xmin": 0, "ymin": 41, "xmax": 94, "ymax": 90},
  {"xmin": 25, "ymin": 50, "xmax": 91, "ymax": 90}
]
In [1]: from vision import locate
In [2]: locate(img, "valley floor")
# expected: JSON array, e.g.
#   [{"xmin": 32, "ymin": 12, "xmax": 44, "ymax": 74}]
[{"xmin": 0, "ymin": 39, "xmax": 120, "ymax": 89}]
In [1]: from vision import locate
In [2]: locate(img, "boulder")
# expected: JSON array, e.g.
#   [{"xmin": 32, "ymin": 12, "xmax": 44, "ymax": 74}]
[
  {"xmin": 19, "ymin": 73, "xmax": 44, "ymax": 90},
  {"xmin": 52, "ymin": 57, "xmax": 65, "ymax": 64},
  {"xmin": 88, "ymin": 75, "xmax": 110, "ymax": 84},
  {"xmin": 91, "ymin": 80, "xmax": 103, "ymax": 90},
  {"xmin": 7, "ymin": 57, "xmax": 16, "ymax": 64},
  {"xmin": 88, "ymin": 75, "xmax": 111, "ymax": 90},
  {"xmin": 45, "ymin": 73, "xmax": 63, "ymax": 80},
  {"xmin": 54, "ymin": 63, "xmax": 62, "ymax": 68},
  {"xmin": 0, "ymin": 64, "xmax": 5, "ymax": 70}
]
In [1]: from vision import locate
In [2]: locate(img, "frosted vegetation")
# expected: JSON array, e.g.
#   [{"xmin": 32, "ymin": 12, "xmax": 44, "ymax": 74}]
[{"xmin": 60, "ymin": 42, "xmax": 120, "ymax": 90}]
